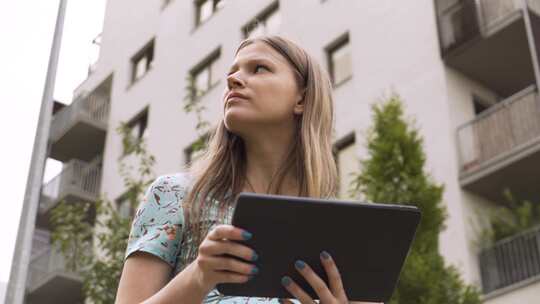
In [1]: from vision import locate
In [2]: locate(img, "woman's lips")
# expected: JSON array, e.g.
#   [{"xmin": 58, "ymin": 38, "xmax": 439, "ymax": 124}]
[
  {"xmin": 228, "ymin": 96, "xmax": 247, "ymax": 101},
  {"xmin": 226, "ymin": 96, "xmax": 247, "ymax": 106}
]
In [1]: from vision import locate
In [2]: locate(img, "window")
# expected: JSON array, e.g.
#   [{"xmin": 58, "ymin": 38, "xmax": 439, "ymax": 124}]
[
  {"xmin": 184, "ymin": 132, "xmax": 210, "ymax": 165},
  {"xmin": 436, "ymin": 0, "xmax": 466, "ymax": 49},
  {"xmin": 129, "ymin": 109, "xmax": 149, "ymax": 140},
  {"xmin": 326, "ymin": 33, "xmax": 352, "ymax": 86},
  {"xmin": 195, "ymin": 0, "xmax": 224, "ymax": 26},
  {"xmin": 162, "ymin": 0, "xmax": 173, "ymax": 9},
  {"xmin": 189, "ymin": 48, "xmax": 221, "ymax": 99},
  {"xmin": 473, "ymin": 96, "xmax": 491, "ymax": 116},
  {"xmin": 243, "ymin": 2, "xmax": 280, "ymax": 39},
  {"xmin": 116, "ymin": 192, "xmax": 136, "ymax": 219},
  {"xmin": 131, "ymin": 39, "xmax": 154, "ymax": 84},
  {"xmin": 124, "ymin": 108, "xmax": 149, "ymax": 155},
  {"xmin": 333, "ymin": 132, "xmax": 358, "ymax": 200}
]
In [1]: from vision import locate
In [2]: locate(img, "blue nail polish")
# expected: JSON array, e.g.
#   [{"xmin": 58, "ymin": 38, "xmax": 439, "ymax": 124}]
[
  {"xmin": 321, "ymin": 251, "xmax": 330, "ymax": 260},
  {"xmin": 242, "ymin": 231, "xmax": 252, "ymax": 240},
  {"xmin": 251, "ymin": 266, "xmax": 259, "ymax": 275},
  {"xmin": 295, "ymin": 260, "xmax": 306, "ymax": 270},
  {"xmin": 281, "ymin": 276, "xmax": 292, "ymax": 286},
  {"xmin": 251, "ymin": 252, "xmax": 259, "ymax": 261}
]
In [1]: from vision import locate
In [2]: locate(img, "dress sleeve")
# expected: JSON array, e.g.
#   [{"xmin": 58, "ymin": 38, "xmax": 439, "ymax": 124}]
[{"xmin": 124, "ymin": 173, "xmax": 188, "ymax": 268}]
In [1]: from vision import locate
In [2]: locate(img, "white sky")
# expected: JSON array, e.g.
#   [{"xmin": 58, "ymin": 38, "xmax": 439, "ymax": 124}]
[{"xmin": 0, "ymin": 0, "xmax": 106, "ymax": 299}]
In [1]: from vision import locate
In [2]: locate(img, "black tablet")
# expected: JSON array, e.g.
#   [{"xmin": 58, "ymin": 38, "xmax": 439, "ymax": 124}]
[{"xmin": 216, "ymin": 192, "xmax": 421, "ymax": 303}]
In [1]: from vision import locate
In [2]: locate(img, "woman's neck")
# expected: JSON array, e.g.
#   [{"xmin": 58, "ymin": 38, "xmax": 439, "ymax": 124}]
[{"xmin": 242, "ymin": 126, "xmax": 299, "ymax": 196}]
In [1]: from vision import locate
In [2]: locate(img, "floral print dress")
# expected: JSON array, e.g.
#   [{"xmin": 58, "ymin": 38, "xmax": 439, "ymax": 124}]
[{"xmin": 124, "ymin": 172, "xmax": 300, "ymax": 303}]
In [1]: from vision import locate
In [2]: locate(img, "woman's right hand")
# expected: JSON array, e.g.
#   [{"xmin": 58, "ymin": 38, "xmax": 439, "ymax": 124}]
[{"xmin": 191, "ymin": 224, "xmax": 259, "ymax": 293}]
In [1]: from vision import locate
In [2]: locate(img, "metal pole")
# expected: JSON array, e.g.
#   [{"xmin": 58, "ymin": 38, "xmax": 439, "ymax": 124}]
[
  {"xmin": 522, "ymin": 0, "xmax": 540, "ymax": 91},
  {"xmin": 4, "ymin": 1, "xmax": 67, "ymax": 303}
]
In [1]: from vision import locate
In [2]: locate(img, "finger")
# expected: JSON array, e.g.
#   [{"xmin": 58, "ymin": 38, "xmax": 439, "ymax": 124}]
[
  {"xmin": 281, "ymin": 276, "xmax": 316, "ymax": 304},
  {"xmin": 200, "ymin": 239, "xmax": 258, "ymax": 262},
  {"xmin": 213, "ymin": 270, "xmax": 252, "ymax": 284},
  {"xmin": 198, "ymin": 255, "xmax": 259, "ymax": 276},
  {"xmin": 207, "ymin": 224, "xmax": 252, "ymax": 242},
  {"xmin": 320, "ymin": 251, "xmax": 347, "ymax": 300},
  {"xmin": 294, "ymin": 260, "xmax": 334, "ymax": 303}
]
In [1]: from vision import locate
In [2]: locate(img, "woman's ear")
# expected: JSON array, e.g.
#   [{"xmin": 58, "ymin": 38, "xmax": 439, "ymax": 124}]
[
  {"xmin": 293, "ymin": 98, "xmax": 304, "ymax": 114},
  {"xmin": 293, "ymin": 89, "xmax": 305, "ymax": 115}
]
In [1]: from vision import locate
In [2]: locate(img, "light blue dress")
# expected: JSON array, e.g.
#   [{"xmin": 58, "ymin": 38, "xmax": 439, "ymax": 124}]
[{"xmin": 124, "ymin": 172, "xmax": 299, "ymax": 303}]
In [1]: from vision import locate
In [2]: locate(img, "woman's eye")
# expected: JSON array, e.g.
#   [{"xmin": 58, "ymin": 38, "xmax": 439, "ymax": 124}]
[{"xmin": 254, "ymin": 64, "xmax": 268, "ymax": 73}]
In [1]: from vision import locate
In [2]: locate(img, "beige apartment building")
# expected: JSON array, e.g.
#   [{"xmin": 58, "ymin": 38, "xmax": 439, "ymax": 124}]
[{"xmin": 15, "ymin": 0, "xmax": 540, "ymax": 303}]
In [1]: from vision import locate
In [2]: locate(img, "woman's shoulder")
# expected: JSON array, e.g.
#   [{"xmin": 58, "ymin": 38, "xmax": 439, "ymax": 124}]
[
  {"xmin": 149, "ymin": 171, "xmax": 195, "ymax": 197},
  {"xmin": 125, "ymin": 172, "xmax": 194, "ymax": 266},
  {"xmin": 153, "ymin": 171, "xmax": 194, "ymax": 187},
  {"xmin": 132, "ymin": 172, "xmax": 194, "ymax": 222}
]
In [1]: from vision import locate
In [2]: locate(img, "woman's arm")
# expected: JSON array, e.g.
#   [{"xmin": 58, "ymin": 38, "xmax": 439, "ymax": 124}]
[{"xmin": 115, "ymin": 252, "xmax": 208, "ymax": 304}]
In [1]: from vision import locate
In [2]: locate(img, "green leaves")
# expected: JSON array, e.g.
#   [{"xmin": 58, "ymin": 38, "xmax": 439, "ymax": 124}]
[
  {"xmin": 351, "ymin": 93, "xmax": 481, "ymax": 304},
  {"xmin": 50, "ymin": 200, "xmax": 94, "ymax": 272},
  {"xmin": 480, "ymin": 189, "xmax": 540, "ymax": 247}
]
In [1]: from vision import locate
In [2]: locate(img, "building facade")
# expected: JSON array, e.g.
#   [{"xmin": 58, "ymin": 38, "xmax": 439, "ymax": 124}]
[{"xmin": 16, "ymin": 0, "xmax": 540, "ymax": 303}]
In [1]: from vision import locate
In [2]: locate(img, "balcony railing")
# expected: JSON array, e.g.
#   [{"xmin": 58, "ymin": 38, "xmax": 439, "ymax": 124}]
[
  {"xmin": 436, "ymin": 0, "xmax": 538, "ymax": 51},
  {"xmin": 26, "ymin": 244, "xmax": 82, "ymax": 293},
  {"xmin": 31, "ymin": 229, "xmax": 51, "ymax": 258},
  {"xmin": 49, "ymin": 89, "xmax": 109, "ymax": 143},
  {"xmin": 478, "ymin": 0, "xmax": 522, "ymax": 30},
  {"xmin": 40, "ymin": 157, "xmax": 102, "ymax": 213},
  {"xmin": 479, "ymin": 225, "xmax": 540, "ymax": 294},
  {"xmin": 457, "ymin": 85, "xmax": 540, "ymax": 176}
]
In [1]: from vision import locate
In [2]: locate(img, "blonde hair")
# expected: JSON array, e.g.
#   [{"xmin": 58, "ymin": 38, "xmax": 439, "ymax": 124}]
[{"xmin": 183, "ymin": 35, "xmax": 338, "ymax": 249}]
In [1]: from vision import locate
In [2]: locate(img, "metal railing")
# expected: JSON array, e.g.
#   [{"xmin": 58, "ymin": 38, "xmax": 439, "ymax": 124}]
[
  {"xmin": 479, "ymin": 225, "xmax": 540, "ymax": 294},
  {"xmin": 457, "ymin": 85, "xmax": 540, "ymax": 175},
  {"xmin": 40, "ymin": 157, "xmax": 102, "ymax": 213},
  {"xmin": 31, "ymin": 229, "xmax": 51, "ymax": 258},
  {"xmin": 27, "ymin": 244, "xmax": 87, "ymax": 292},
  {"xmin": 436, "ymin": 0, "xmax": 540, "ymax": 51},
  {"xmin": 49, "ymin": 88, "xmax": 110, "ymax": 143},
  {"xmin": 478, "ymin": 0, "xmax": 522, "ymax": 30}
]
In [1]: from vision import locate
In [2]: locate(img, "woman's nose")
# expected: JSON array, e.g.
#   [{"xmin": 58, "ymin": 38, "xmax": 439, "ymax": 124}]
[{"xmin": 227, "ymin": 72, "xmax": 245, "ymax": 90}]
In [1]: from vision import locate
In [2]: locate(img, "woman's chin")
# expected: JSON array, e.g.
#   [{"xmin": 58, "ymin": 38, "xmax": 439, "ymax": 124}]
[{"xmin": 224, "ymin": 113, "xmax": 248, "ymax": 133}]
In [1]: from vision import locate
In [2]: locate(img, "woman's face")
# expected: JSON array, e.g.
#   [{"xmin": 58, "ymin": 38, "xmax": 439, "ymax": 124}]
[{"xmin": 223, "ymin": 41, "xmax": 304, "ymax": 137}]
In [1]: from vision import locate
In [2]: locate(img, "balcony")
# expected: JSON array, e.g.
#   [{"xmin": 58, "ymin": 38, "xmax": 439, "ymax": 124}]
[
  {"xmin": 49, "ymin": 77, "xmax": 111, "ymax": 162},
  {"xmin": 36, "ymin": 158, "xmax": 101, "ymax": 229},
  {"xmin": 479, "ymin": 225, "xmax": 540, "ymax": 295},
  {"xmin": 435, "ymin": 0, "xmax": 540, "ymax": 96},
  {"xmin": 457, "ymin": 85, "xmax": 540, "ymax": 204},
  {"xmin": 31, "ymin": 228, "xmax": 51, "ymax": 258},
  {"xmin": 26, "ymin": 244, "xmax": 86, "ymax": 304}
]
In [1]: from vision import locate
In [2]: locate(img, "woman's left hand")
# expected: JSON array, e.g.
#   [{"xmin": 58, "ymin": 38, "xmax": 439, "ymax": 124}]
[
  {"xmin": 280, "ymin": 250, "xmax": 348, "ymax": 304},
  {"xmin": 279, "ymin": 251, "xmax": 381, "ymax": 304}
]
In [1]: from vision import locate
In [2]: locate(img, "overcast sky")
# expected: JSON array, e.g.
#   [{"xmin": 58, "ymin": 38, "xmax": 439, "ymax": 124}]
[{"xmin": 0, "ymin": 1, "xmax": 106, "ymax": 300}]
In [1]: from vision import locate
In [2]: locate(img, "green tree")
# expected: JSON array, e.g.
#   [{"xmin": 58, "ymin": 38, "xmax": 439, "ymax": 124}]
[
  {"xmin": 479, "ymin": 189, "xmax": 540, "ymax": 247},
  {"xmin": 350, "ymin": 94, "xmax": 481, "ymax": 304},
  {"xmin": 50, "ymin": 122, "xmax": 156, "ymax": 304}
]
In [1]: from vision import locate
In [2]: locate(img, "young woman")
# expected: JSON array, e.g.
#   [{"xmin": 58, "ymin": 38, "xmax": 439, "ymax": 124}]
[{"xmin": 116, "ymin": 35, "xmax": 380, "ymax": 304}]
